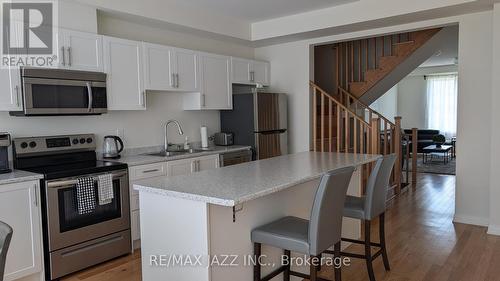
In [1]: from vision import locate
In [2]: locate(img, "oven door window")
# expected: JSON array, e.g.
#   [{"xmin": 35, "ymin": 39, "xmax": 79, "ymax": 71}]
[{"xmin": 58, "ymin": 178, "xmax": 121, "ymax": 233}]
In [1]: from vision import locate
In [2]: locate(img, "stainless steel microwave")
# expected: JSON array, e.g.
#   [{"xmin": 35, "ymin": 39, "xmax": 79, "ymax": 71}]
[{"xmin": 10, "ymin": 68, "xmax": 107, "ymax": 116}]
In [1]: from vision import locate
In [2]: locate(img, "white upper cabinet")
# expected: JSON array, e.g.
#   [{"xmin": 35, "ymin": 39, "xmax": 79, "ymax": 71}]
[
  {"xmin": 183, "ymin": 53, "xmax": 231, "ymax": 110},
  {"xmin": 0, "ymin": 181, "xmax": 43, "ymax": 281},
  {"xmin": 0, "ymin": 66, "xmax": 22, "ymax": 111},
  {"xmin": 103, "ymin": 36, "xmax": 146, "ymax": 110},
  {"xmin": 251, "ymin": 61, "xmax": 270, "ymax": 86},
  {"xmin": 143, "ymin": 44, "xmax": 199, "ymax": 92},
  {"xmin": 58, "ymin": 29, "xmax": 103, "ymax": 72},
  {"xmin": 231, "ymin": 57, "xmax": 270, "ymax": 86},
  {"xmin": 143, "ymin": 43, "xmax": 175, "ymax": 91},
  {"xmin": 173, "ymin": 48, "xmax": 199, "ymax": 92}
]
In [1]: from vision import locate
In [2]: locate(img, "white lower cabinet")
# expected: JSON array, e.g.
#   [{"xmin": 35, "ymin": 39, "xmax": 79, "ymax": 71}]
[
  {"xmin": 128, "ymin": 162, "xmax": 168, "ymax": 249},
  {"xmin": 0, "ymin": 180, "xmax": 43, "ymax": 281},
  {"xmin": 129, "ymin": 154, "xmax": 219, "ymax": 249}
]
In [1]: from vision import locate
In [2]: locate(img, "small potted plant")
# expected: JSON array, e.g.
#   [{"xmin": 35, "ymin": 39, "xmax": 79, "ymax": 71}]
[{"xmin": 433, "ymin": 134, "xmax": 446, "ymax": 147}]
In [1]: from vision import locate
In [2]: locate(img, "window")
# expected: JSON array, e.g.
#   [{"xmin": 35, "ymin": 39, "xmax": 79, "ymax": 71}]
[{"xmin": 426, "ymin": 74, "xmax": 458, "ymax": 139}]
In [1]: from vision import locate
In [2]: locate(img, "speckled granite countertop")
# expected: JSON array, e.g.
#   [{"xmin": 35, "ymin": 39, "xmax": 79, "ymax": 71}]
[
  {"xmin": 0, "ymin": 170, "xmax": 44, "ymax": 185},
  {"xmin": 134, "ymin": 152, "xmax": 381, "ymax": 207},
  {"xmin": 115, "ymin": 145, "xmax": 251, "ymax": 167}
]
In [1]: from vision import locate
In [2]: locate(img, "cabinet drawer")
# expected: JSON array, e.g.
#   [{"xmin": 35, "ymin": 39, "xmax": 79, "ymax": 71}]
[{"xmin": 129, "ymin": 162, "xmax": 167, "ymax": 181}]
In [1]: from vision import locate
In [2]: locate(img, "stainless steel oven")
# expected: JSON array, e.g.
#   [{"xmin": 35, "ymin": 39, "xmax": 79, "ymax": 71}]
[
  {"xmin": 44, "ymin": 170, "xmax": 130, "ymax": 279},
  {"xmin": 13, "ymin": 134, "xmax": 131, "ymax": 280},
  {"xmin": 10, "ymin": 67, "xmax": 107, "ymax": 116}
]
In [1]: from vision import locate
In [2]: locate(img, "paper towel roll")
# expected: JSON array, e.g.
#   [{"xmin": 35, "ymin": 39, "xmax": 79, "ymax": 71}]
[{"xmin": 200, "ymin": 126, "xmax": 208, "ymax": 148}]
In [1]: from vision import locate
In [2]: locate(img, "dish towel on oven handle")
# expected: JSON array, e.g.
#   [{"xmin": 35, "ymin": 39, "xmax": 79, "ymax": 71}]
[
  {"xmin": 97, "ymin": 174, "xmax": 114, "ymax": 205},
  {"xmin": 76, "ymin": 177, "xmax": 96, "ymax": 215}
]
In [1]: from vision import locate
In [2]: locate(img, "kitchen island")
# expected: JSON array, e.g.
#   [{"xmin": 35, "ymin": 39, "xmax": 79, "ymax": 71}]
[{"xmin": 134, "ymin": 152, "xmax": 381, "ymax": 281}]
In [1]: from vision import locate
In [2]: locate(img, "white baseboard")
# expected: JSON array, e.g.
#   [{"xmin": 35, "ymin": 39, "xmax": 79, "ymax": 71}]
[
  {"xmin": 487, "ymin": 225, "xmax": 500, "ymax": 236},
  {"xmin": 453, "ymin": 215, "xmax": 489, "ymax": 227}
]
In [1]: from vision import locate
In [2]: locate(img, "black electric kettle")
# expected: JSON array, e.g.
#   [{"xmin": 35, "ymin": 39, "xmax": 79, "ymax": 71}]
[{"xmin": 103, "ymin": 135, "xmax": 124, "ymax": 159}]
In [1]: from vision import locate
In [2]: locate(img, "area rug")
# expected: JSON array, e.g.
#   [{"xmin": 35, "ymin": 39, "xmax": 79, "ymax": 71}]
[{"xmin": 405, "ymin": 156, "xmax": 456, "ymax": 175}]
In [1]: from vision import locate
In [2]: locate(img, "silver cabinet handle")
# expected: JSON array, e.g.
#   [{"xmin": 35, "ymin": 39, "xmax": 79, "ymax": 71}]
[
  {"xmin": 86, "ymin": 82, "xmax": 93, "ymax": 113},
  {"xmin": 67, "ymin": 47, "xmax": 72, "ymax": 66},
  {"xmin": 251, "ymin": 71, "xmax": 255, "ymax": 82},
  {"xmin": 202, "ymin": 94, "xmax": 206, "ymax": 107},
  {"xmin": 61, "ymin": 47, "xmax": 66, "ymax": 66},
  {"xmin": 142, "ymin": 169, "xmax": 159, "ymax": 173},
  {"xmin": 141, "ymin": 91, "xmax": 146, "ymax": 107},
  {"xmin": 196, "ymin": 160, "xmax": 200, "ymax": 172},
  {"xmin": 171, "ymin": 73, "xmax": 175, "ymax": 88},
  {"xmin": 175, "ymin": 74, "xmax": 179, "ymax": 88},
  {"xmin": 34, "ymin": 184, "xmax": 38, "ymax": 207},
  {"xmin": 15, "ymin": 85, "xmax": 20, "ymax": 107}
]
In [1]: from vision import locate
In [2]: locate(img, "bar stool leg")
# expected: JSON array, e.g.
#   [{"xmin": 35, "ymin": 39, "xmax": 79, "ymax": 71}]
[
  {"xmin": 316, "ymin": 253, "xmax": 322, "ymax": 272},
  {"xmin": 310, "ymin": 255, "xmax": 318, "ymax": 281},
  {"xmin": 254, "ymin": 243, "xmax": 261, "ymax": 281},
  {"xmin": 364, "ymin": 220, "xmax": 376, "ymax": 281},
  {"xmin": 283, "ymin": 250, "xmax": 291, "ymax": 281},
  {"xmin": 379, "ymin": 213, "xmax": 390, "ymax": 271},
  {"xmin": 334, "ymin": 242, "xmax": 342, "ymax": 281}
]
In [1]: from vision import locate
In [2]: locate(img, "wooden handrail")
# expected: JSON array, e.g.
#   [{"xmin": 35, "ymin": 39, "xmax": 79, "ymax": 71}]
[
  {"xmin": 310, "ymin": 81, "xmax": 409, "ymax": 196},
  {"xmin": 310, "ymin": 81, "xmax": 370, "ymax": 126},
  {"xmin": 338, "ymin": 86, "xmax": 396, "ymax": 127}
]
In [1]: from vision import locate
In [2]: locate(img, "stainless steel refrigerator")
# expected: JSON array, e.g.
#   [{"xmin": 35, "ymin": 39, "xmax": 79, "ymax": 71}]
[{"xmin": 221, "ymin": 92, "xmax": 287, "ymax": 160}]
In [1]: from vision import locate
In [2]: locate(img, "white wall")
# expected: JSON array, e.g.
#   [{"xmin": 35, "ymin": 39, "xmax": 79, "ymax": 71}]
[
  {"xmin": 371, "ymin": 85, "xmax": 398, "ymax": 121},
  {"xmin": 97, "ymin": 14, "xmax": 254, "ymax": 59},
  {"xmin": 453, "ymin": 11, "xmax": 492, "ymax": 227},
  {"xmin": 1, "ymin": 13, "xmax": 254, "ymax": 152},
  {"xmin": 488, "ymin": 3, "xmax": 500, "ymax": 235},
  {"xmin": 397, "ymin": 76, "xmax": 427, "ymax": 129},
  {"xmin": 256, "ymin": 11, "xmax": 495, "ymax": 228}
]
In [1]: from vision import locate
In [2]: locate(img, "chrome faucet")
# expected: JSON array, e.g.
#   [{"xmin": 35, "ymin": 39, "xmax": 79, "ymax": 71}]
[{"xmin": 164, "ymin": 120, "xmax": 184, "ymax": 152}]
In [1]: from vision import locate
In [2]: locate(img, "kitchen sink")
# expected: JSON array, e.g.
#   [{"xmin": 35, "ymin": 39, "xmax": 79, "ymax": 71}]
[{"xmin": 144, "ymin": 148, "xmax": 213, "ymax": 157}]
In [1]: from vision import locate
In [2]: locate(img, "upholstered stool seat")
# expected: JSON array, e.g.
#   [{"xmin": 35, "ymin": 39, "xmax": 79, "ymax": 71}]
[{"xmin": 251, "ymin": 166, "xmax": 355, "ymax": 281}]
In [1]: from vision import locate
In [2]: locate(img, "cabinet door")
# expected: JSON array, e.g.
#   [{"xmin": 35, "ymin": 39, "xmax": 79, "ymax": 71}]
[
  {"xmin": 131, "ymin": 210, "xmax": 141, "ymax": 242},
  {"xmin": 0, "ymin": 67, "xmax": 22, "ymax": 111},
  {"xmin": 104, "ymin": 36, "xmax": 146, "ymax": 110},
  {"xmin": 200, "ymin": 53, "xmax": 232, "ymax": 110},
  {"xmin": 0, "ymin": 181, "xmax": 43, "ymax": 281},
  {"xmin": 63, "ymin": 29, "xmax": 103, "ymax": 72},
  {"xmin": 143, "ymin": 43, "xmax": 175, "ymax": 91},
  {"xmin": 174, "ymin": 49, "xmax": 199, "ymax": 92},
  {"xmin": 231, "ymin": 58, "xmax": 251, "ymax": 84},
  {"xmin": 167, "ymin": 158, "xmax": 196, "ymax": 177},
  {"xmin": 251, "ymin": 61, "xmax": 270, "ymax": 86},
  {"xmin": 196, "ymin": 154, "xmax": 220, "ymax": 172}
]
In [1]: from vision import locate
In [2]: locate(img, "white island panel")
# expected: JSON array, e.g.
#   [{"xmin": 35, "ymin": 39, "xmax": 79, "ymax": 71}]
[{"xmin": 136, "ymin": 152, "xmax": 378, "ymax": 281}]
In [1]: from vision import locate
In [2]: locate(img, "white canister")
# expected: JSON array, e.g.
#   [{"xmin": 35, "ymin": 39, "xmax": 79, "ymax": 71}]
[{"xmin": 200, "ymin": 126, "xmax": 208, "ymax": 148}]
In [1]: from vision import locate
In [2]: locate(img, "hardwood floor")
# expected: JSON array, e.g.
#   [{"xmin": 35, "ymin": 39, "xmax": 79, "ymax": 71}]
[{"xmin": 61, "ymin": 173, "xmax": 500, "ymax": 281}]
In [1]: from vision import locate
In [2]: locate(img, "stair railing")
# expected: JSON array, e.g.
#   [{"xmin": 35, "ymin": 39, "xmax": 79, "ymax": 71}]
[{"xmin": 310, "ymin": 81, "xmax": 405, "ymax": 195}]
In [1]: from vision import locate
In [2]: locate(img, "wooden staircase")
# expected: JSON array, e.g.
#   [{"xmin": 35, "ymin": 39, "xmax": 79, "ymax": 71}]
[
  {"xmin": 311, "ymin": 81, "xmax": 405, "ymax": 196},
  {"xmin": 330, "ymin": 28, "xmax": 441, "ymax": 99}
]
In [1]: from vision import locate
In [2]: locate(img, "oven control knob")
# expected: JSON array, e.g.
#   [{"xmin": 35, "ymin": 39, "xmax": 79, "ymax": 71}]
[
  {"xmin": 20, "ymin": 142, "xmax": 28, "ymax": 149},
  {"xmin": 79, "ymin": 138, "xmax": 86, "ymax": 144},
  {"xmin": 86, "ymin": 138, "xmax": 93, "ymax": 144},
  {"xmin": 29, "ymin": 141, "xmax": 37, "ymax": 148},
  {"xmin": 72, "ymin": 138, "xmax": 79, "ymax": 145}
]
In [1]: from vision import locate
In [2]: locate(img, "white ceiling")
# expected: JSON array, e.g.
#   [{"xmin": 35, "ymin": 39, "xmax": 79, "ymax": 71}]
[{"xmin": 177, "ymin": 0, "xmax": 358, "ymax": 22}]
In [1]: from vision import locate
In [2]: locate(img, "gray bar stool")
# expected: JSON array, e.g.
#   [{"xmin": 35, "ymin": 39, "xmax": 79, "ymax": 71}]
[
  {"xmin": 251, "ymin": 166, "xmax": 355, "ymax": 281},
  {"xmin": 339, "ymin": 154, "xmax": 396, "ymax": 281},
  {"xmin": 0, "ymin": 221, "xmax": 13, "ymax": 281}
]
